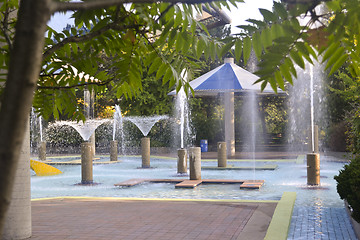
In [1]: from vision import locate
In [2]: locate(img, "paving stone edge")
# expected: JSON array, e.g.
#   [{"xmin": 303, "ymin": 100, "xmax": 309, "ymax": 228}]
[{"xmin": 264, "ymin": 192, "xmax": 297, "ymax": 240}]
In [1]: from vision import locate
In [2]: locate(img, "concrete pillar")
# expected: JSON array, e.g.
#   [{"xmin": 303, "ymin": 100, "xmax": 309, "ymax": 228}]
[
  {"xmin": 141, "ymin": 137, "xmax": 150, "ymax": 168},
  {"xmin": 90, "ymin": 132, "xmax": 96, "ymax": 157},
  {"xmin": 3, "ymin": 121, "xmax": 31, "ymax": 239},
  {"xmin": 110, "ymin": 140, "xmax": 118, "ymax": 162},
  {"xmin": 38, "ymin": 141, "xmax": 46, "ymax": 161},
  {"xmin": 308, "ymin": 125, "xmax": 319, "ymax": 153},
  {"xmin": 189, "ymin": 147, "xmax": 201, "ymax": 180},
  {"xmin": 81, "ymin": 142, "xmax": 93, "ymax": 184},
  {"xmin": 177, "ymin": 148, "xmax": 187, "ymax": 174},
  {"xmin": 217, "ymin": 142, "xmax": 227, "ymax": 167},
  {"xmin": 224, "ymin": 91, "xmax": 235, "ymax": 157},
  {"xmin": 307, "ymin": 153, "xmax": 320, "ymax": 185}
]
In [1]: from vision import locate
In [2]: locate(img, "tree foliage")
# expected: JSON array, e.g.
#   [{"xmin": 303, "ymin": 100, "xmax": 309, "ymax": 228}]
[
  {"xmin": 0, "ymin": 0, "xmax": 242, "ymax": 122},
  {"xmin": 217, "ymin": 1, "xmax": 360, "ymax": 93},
  {"xmin": 38, "ymin": 1, "xmax": 243, "ymax": 121}
]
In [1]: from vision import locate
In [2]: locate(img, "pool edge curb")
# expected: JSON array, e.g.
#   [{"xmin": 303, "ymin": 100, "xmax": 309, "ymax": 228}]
[
  {"xmin": 31, "ymin": 196, "xmax": 279, "ymax": 203},
  {"xmin": 264, "ymin": 191, "xmax": 297, "ymax": 240}
]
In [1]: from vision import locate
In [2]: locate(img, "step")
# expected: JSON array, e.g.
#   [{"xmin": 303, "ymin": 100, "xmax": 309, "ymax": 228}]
[
  {"xmin": 175, "ymin": 180, "xmax": 202, "ymax": 188},
  {"xmin": 114, "ymin": 178, "xmax": 147, "ymax": 187}
]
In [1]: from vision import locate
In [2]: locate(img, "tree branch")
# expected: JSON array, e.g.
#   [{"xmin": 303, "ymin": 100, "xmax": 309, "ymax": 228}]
[
  {"xmin": 155, "ymin": 3, "xmax": 175, "ymax": 22},
  {"xmin": 54, "ymin": 0, "xmax": 222, "ymax": 12},
  {"xmin": 43, "ymin": 21, "xmax": 144, "ymax": 59},
  {"xmin": 37, "ymin": 78, "xmax": 113, "ymax": 89},
  {"xmin": 0, "ymin": 7, "xmax": 16, "ymax": 51}
]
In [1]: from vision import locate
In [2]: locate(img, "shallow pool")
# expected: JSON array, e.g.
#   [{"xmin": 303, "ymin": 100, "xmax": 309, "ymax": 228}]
[{"xmin": 31, "ymin": 154, "xmax": 348, "ymax": 208}]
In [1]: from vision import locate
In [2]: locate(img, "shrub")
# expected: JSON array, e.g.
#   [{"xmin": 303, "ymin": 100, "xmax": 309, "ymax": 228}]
[
  {"xmin": 45, "ymin": 124, "xmax": 83, "ymax": 147},
  {"xmin": 334, "ymin": 157, "xmax": 360, "ymax": 223}
]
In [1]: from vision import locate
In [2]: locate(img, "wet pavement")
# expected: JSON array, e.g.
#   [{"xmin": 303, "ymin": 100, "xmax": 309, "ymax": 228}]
[
  {"xmin": 29, "ymin": 197, "xmax": 277, "ymax": 240},
  {"xmin": 288, "ymin": 206, "xmax": 357, "ymax": 240}
]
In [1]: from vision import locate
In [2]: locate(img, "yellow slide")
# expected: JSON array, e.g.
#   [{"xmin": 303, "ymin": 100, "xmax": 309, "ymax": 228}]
[{"xmin": 30, "ymin": 159, "xmax": 62, "ymax": 176}]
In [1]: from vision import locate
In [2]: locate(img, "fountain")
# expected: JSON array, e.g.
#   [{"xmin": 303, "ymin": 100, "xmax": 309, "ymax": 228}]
[
  {"xmin": 53, "ymin": 119, "xmax": 110, "ymax": 184},
  {"xmin": 54, "ymin": 119, "xmax": 110, "ymax": 142},
  {"xmin": 125, "ymin": 115, "xmax": 169, "ymax": 168},
  {"xmin": 239, "ymin": 90, "xmax": 261, "ymax": 180},
  {"xmin": 307, "ymin": 64, "xmax": 321, "ymax": 185},
  {"xmin": 125, "ymin": 115, "xmax": 169, "ymax": 137},
  {"xmin": 287, "ymin": 59, "xmax": 327, "ymax": 152},
  {"xmin": 30, "ymin": 108, "xmax": 47, "ymax": 161},
  {"xmin": 84, "ymin": 89, "xmax": 96, "ymax": 156},
  {"xmin": 37, "ymin": 115, "xmax": 47, "ymax": 161},
  {"xmin": 110, "ymin": 105, "xmax": 123, "ymax": 161},
  {"xmin": 174, "ymin": 71, "xmax": 192, "ymax": 174},
  {"xmin": 288, "ymin": 58, "xmax": 327, "ymax": 186}
]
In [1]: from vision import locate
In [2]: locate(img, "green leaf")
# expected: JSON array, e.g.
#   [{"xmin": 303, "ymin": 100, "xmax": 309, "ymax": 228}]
[
  {"xmin": 156, "ymin": 63, "xmax": 168, "ymax": 79},
  {"xmin": 237, "ymin": 25, "xmax": 258, "ymax": 32},
  {"xmin": 209, "ymin": 41, "xmax": 215, "ymax": 60},
  {"xmin": 326, "ymin": 0, "xmax": 341, "ymax": 11},
  {"xmin": 296, "ymin": 42, "xmax": 313, "ymax": 64},
  {"xmin": 168, "ymin": 29, "xmax": 178, "ymax": 49},
  {"xmin": 219, "ymin": 41, "xmax": 234, "ymax": 59},
  {"xmin": 271, "ymin": 24, "xmax": 283, "ymax": 38},
  {"xmin": 163, "ymin": 68, "xmax": 173, "ymax": 84},
  {"xmin": 290, "ymin": 51, "xmax": 305, "ymax": 69},
  {"xmin": 234, "ymin": 39, "xmax": 242, "ymax": 62},
  {"xmin": 348, "ymin": 63, "xmax": 360, "ymax": 78},
  {"xmin": 252, "ymin": 32, "xmax": 262, "ymax": 59},
  {"xmin": 261, "ymin": 80, "xmax": 268, "ymax": 92},
  {"xmin": 273, "ymin": 36, "xmax": 293, "ymax": 44},
  {"xmin": 329, "ymin": 53, "xmax": 347, "ymax": 75},
  {"xmin": 306, "ymin": 43, "xmax": 317, "ymax": 60},
  {"xmin": 274, "ymin": 70, "xmax": 285, "ymax": 90},
  {"xmin": 182, "ymin": 17, "xmax": 189, "ymax": 32},
  {"xmin": 269, "ymin": 76, "xmax": 278, "ymax": 93},
  {"xmin": 261, "ymin": 28, "xmax": 273, "ymax": 50},
  {"xmin": 325, "ymin": 47, "xmax": 345, "ymax": 70},
  {"xmin": 274, "ymin": 2, "xmax": 288, "ymax": 19},
  {"xmin": 175, "ymin": 33, "xmax": 184, "ymax": 52},
  {"xmin": 196, "ymin": 38, "xmax": 206, "ymax": 58},
  {"xmin": 284, "ymin": 57, "xmax": 297, "ymax": 79},
  {"xmin": 246, "ymin": 19, "xmax": 266, "ymax": 27},
  {"xmin": 148, "ymin": 57, "xmax": 162, "ymax": 75},
  {"xmin": 53, "ymin": 104, "xmax": 59, "ymax": 119},
  {"xmin": 190, "ymin": 20, "xmax": 196, "ymax": 34},
  {"xmin": 279, "ymin": 64, "xmax": 293, "ymax": 85},
  {"xmin": 322, "ymin": 41, "xmax": 341, "ymax": 63},
  {"xmin": 243, "ymin": 36, "xmax": 252, "ymax": 65},
  {"xmin": 64, "ymin": 44, "xmax": 71, "ymax": 57},
  {"xmin": 259, "ymin": 8, "xmax": 277, "ymax": 22},
  {"xmin": 174, "ymin": 11, "xmax": 183, "ymax": 28},
  {"xmin": 181, "ymin": 31, "xmax": 191, "ymax": 52}
]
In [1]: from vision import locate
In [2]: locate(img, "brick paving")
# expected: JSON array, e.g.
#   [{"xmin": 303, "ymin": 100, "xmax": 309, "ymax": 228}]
[
  {"xmin": 29, "ymin": 198, "xmax": 277, "ymax": 240},
  {"xmin": 288, "ymin": 207, "xmax": 358, "ymax": 240}
]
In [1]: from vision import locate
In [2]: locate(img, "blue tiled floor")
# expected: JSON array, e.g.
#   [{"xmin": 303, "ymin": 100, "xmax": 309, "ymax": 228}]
[{"xmin": 288, "ymin": 207, "xmax": 358, "ymax": 240}]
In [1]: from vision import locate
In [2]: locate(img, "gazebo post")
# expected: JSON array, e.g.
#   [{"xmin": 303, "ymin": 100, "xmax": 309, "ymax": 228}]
[{"xmin": 224, "ymin": 91, "xmax": 235, "ymax": 157}]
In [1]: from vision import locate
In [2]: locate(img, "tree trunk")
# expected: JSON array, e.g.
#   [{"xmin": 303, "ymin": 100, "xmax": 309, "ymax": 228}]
[
  {"xmin": 0, "ymin": 0, "xmax": 52, "ymax": 234},
  {"xmin": 2, "ymin": 122, "xmax": 31, "ymax": 239}
]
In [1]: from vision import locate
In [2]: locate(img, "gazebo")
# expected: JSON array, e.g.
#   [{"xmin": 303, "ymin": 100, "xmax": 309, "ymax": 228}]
[{"xmin": 170, "ymin": 58, "xmax": 276, "ymax": 156}]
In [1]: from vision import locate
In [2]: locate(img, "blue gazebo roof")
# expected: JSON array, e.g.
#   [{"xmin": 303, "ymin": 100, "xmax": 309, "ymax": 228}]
[{"xmin": 169, "ymin": 58, "xmax": 275, "ymax": 95}]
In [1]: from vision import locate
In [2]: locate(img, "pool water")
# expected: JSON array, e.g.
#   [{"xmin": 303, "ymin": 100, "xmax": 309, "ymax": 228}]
[{"xmin": 31, "ymin": 155, "xmax": 348, "ymax": 208}]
